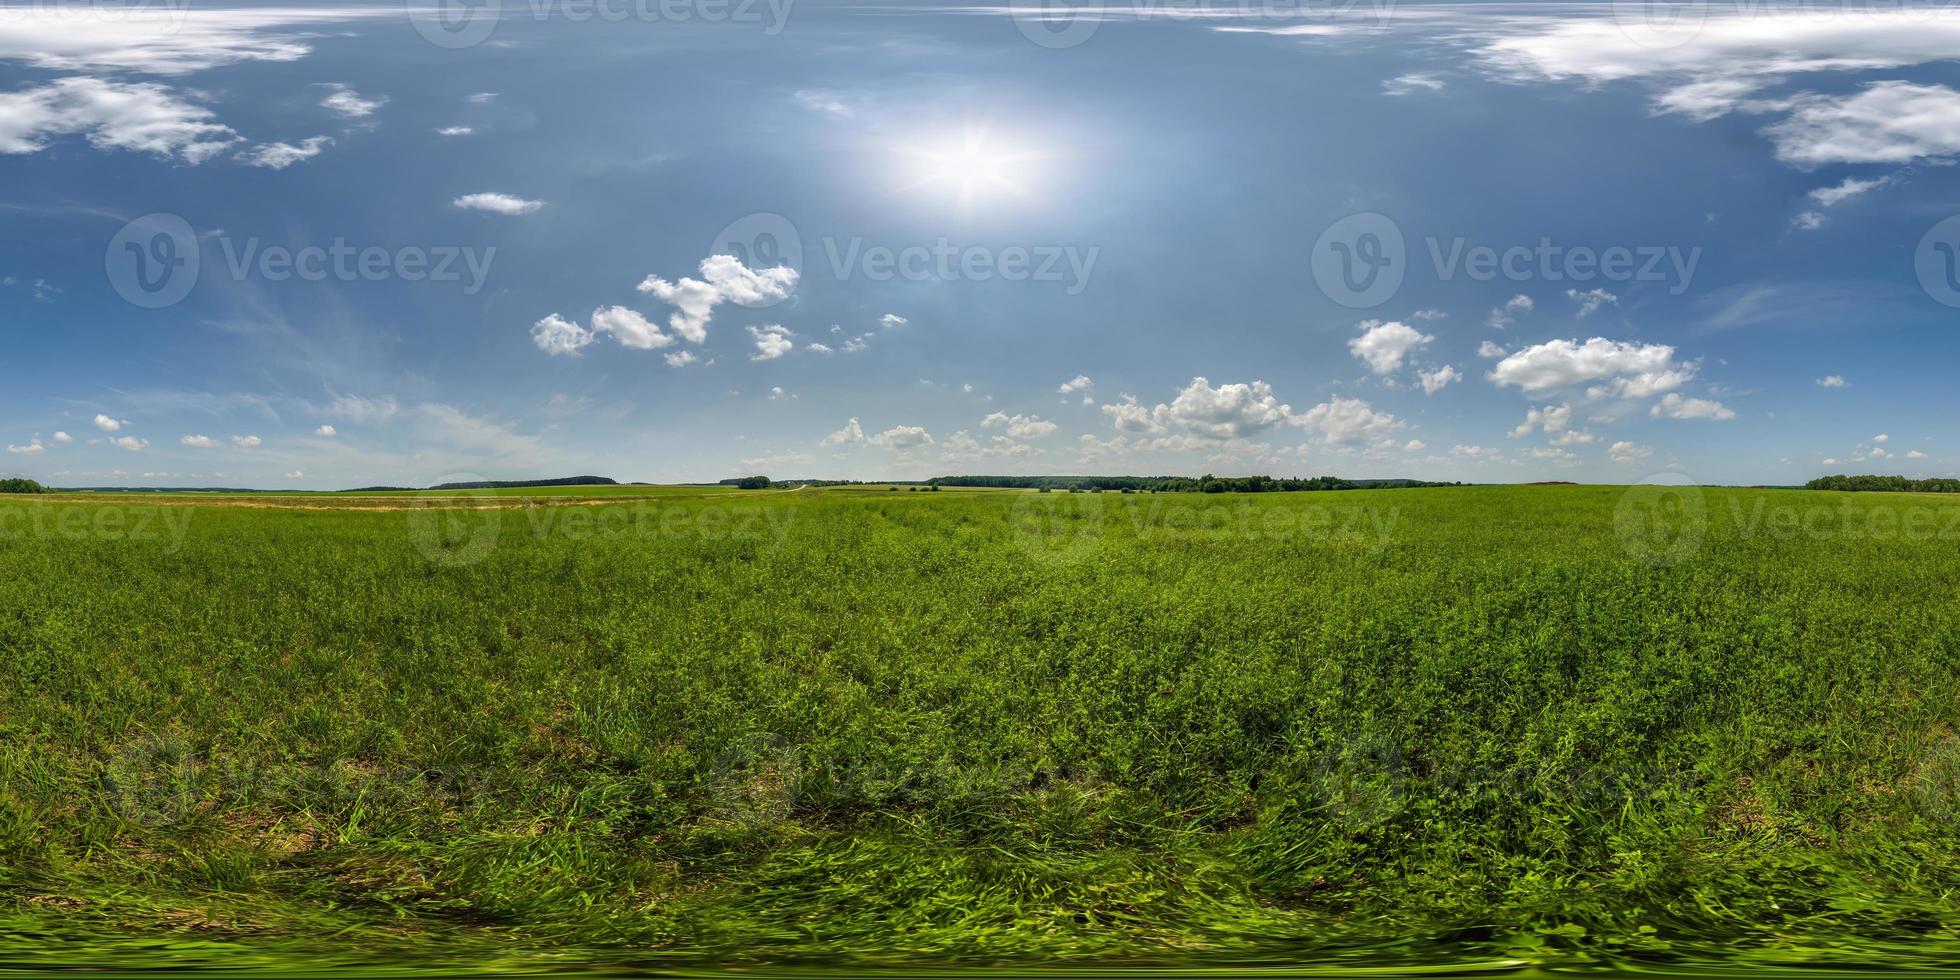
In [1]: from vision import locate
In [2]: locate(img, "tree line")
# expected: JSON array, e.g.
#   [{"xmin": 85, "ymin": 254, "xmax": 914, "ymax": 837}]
[
  {"xmin": 0, "ymin": 478, "xmax": 48, "ymax": 494},
  {"xmin": 930, "ymin": 475, "xmax": 1462, "ymax": 493},
  {"xmin": 1805, "ymin": 475, "xmax": 1960, "ymax": 493}
]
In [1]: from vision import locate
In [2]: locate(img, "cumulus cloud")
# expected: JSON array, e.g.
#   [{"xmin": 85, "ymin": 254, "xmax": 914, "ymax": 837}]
[
  {"xmin": 319, "ymin": 83, "xmax": 384, "ymax": 118},
  {"xmin": 1162, "ymin": 377, "xmax": 1294, "ymax": 439},
  {"xmin": 1418, "ymin": 364, "xmax": 1461, "ymax": 394},
  {"xmin": 981, "ymin": 412, "xmax": 1058, "ymax": 438},
  {"xmin": 314, "ymin": 425, "xmax": 336, "ymax": 437},
  {"xmin": 663, "ymin": 350, "xmax": 697, "ymax": 368},
  {"xmin": 1292, "ymin": 395, "xmax": 1404, "ymax": 445},
  {"xmin": 822, "ymin": 418, "xmax": 865, "ymax": 446},
  {"xmin": 52, "ymin": 431, "xmax": 70, "ymax": 444},
  {"xmin": 180, "ymin": 434, "xmax": 217, "ymax": 448},
  {"xmin": 92, "ymin": 414, "xmax": 126, "ymax": 432},
  {"xmin": 1651, "ymin": 392, "xmax": 1737, "ymax": 420},
  {"xmin": 1486, "ymin": 294, "xmax": 1532, "ymax": 329},
  {"xmin": 1511, "ymin": 403, "xmax": 1574, "ymax": 438},
  {"xmin": 238, "ymin": 135, "xmax": 330, "ymax": 169},
  {"xmin": 6, "ymin": 438, "xmax": 44, "ymax": 455},
  {"xmin": 879, "ymin": 313, "xmax": 908, "ymax": 329},
  {"xmin": 1609, "ymin": 440, "xmax": 1654, "ymax": 464},
  {"xmin": 1450, "ymin": 444, "xmax": 1503, "ymax": 462},
  {"xmin": 1477, "ymin": 340, "xmax": 1506, "ymax": 359},
  {"xmin": 591, "ymin": 305, "xmax": 673, "ymax": 350},
  {"xmin": 452, "ymin": 192, "xmax": 544, "ymax": 215},
  {"xmin": 435, "ymin": 125, "xmax": 473, "ymax": 137},
  {"xmin": 748, "ymin": 324, "xmax": 795, "ymax": 361},
  {"xmin": 1817, "ymin": 374, "xmax": 1848, "ymax": 387},
  {"xmin": 1766, "ymin": 82, "xmax": 1960, "ymax": 166},
  {"xmin": 110, "ymin": 435, "xmax": 147, "ymax": 451},
  {"xmin": 531, "ymin": 313, "xmax": 595, "ymax": 356},
  {"xmin": 0, "ymin": 77, "xmax": 238, "ymax": 161},
  {"xmin": 871, "ymin": 425, "xmax": 933, "ymax": 450},
  {"xmin": 1348, "ymin": 319, "xmax": 1433, "ymax": 375},
  {"xmin": 0, "ymin": 6, "xmax": 382, "ymax": 75},
  {"xmin": 230, "ymin": 434, "xmax": 261, "ymax": 448},
  {"xmin": 638, "ymin": 254, "xmax": 796, "ymax": 344},
  {"xmin": 1102, "ymin": 394, "xmax": 1170, "ymax": 435},
  {"xmin": 1567, "ymin": 287, "xmax": 1617, "ymax": 317},
  {"xmin": 1488, "ymin": 337, "xmax": 1694, "ymax": 399}
]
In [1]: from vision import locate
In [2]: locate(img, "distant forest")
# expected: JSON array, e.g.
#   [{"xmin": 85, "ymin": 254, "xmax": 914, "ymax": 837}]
[
  {"xmin": 930, "ymin": 475, "xmax": 1463, "ymax": 493},
  {"xmin": 1805, "ymin": 475, "xmax": 1960, "ymax": 493}
]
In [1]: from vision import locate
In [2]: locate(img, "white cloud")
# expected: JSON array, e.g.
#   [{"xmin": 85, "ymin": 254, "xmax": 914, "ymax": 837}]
[
  {"xmin": 805, "ymin": 342, "xmax": 833, "ymax": 353},
  {"xmin": 981, "ymin": 412, "xmax": 1058, "ymax": 438},
  {"xmin": 768, "ymin": 386, "xmax": 793, "ymax": 401},
  {"xmin": 740, "ymin": 325, "xmax": 791, "ymax": 361},
  {"xmin": 1058, "ymin": 374, "xmax": 1094, "ymax": 395},
  {"xmin": 822, "ymin": 417, "xmax": 866, "ymax": 447},
  {"xmin": 51, "ymin": 431, "xmax": 70, "ymax": 444},
  {"xmin": 180, "ymin": 434, "xmax": 217, "ymax": 448},
  {"xmin": 531, "ymin": 313, "xmax": 595, "ymax": 356},
  {"xmin": 638, "ymin": 254, "xmax": 796, "ymax": 343},
  {"xmin": 1163, "ymin": 377, "xmax": 1294, "ymax": 439},
  {"xmin": 871, "ymin": 425, "xmax": 933, "ymax": 450},
  {"xmin": 1293, "ymin": 395, "xmax": 1404, "ymax": 445},
  {"xmin": 314, "ymin": 425, "xmax": 336, "ymax": 437},
  {"xmin": 0, "ymin": 77, "xmax": 238, "ymax": 161},
  {"xmin": 1511, "ymin": 403, "xmax": 1574, "ymax": 438},
  {"xmin": 319, "ymin": 83, "xmax": 384, "ymax": 119},
  {"xmin": 1450, "ymin": 444, "xmax": 1503, "ymax": 462},
  {"xmin": 92, "ymin": 414, "xmax": 126, "ymax": 432},
  {"xmin": 238, "ymin": 135, "xmax": 329, "ymax": 169},
  {"xmin": 1767, "ymin": 82, "xmax": 1960, "ymax": 166},
  {"xmin": 1101, "ymin": 394, "xmax": 1169, "ymax": 435},
  {"xmin": 230, "ymin": 434, "xmax": 261, "ymax": 448},
  {"xmin": 1383, "ymin": 72, "xmax": 1446, "ymax": 96},
  {"xmin": 468, "ymin": 92, "xmax": 497, "ymax": 104},
  {"xmin": 6, "ymin": 438, "xmax": 44, "ymax": 455},
  {"xmin": 1348, "ymin": 319, "xmax": 1433, "ymax": 375},
  {"xmin": 1488, "ymin": 337, "xmax": 1693, "ymax": 398},
  {"xmin": 1567, "ymin": 287, "xmax": 1617, "ymax": 317},
  {"xmin": 879, "ymin": 313, "xmax": 908, "ymax": 329},
  {"xmin": 452, "ymin": 192, "xmax": 544, "ymax": 215},
  {"xmin": 1418, "ymin": 364, "xmax": 1461, "ymax": 394},
  {"xmin": 1873, "ymin": 433, "xmax": 1889, "ymax": 443},
  {"xmin": 286, "ymin": 470, "xmax": 304, "ymax": 479},
  {"xmin": 1609, "ymin": 441, "xmax": 1654, "ymax": 464},
  {"xmin": 1810, "ymin": 175, "xmax": 1893, "ymax": 207},
  {"xmin": 110, "ymin": 435, "xmax": 147, "ymax": 451},
  {"xmin": 1791, "ymin": 210, "xmax": 1827, "ymax": 231},
  {"xmin": 435, "ymin": 125, "xmax": 473, "ymax": 137},
  {"xmin": 591, "ymin": 305, "xmax": 674, "ymax": 350},
  {"xmin": 1477, "ymin": 340, "xmax": 1506, "ymax": 359},
  {"xmin": 1817, "ymin": 374, "xmax": 1848, "ymax": 388},
  {"xmin": 0, "ymin": 6, "xmax": 384, "ymax": 75},
  {"xmin": 1908, "ymin": 450, "xmax": 1928, "ymax": 459},
  {"xmin": 1486, "ymin": 294, "xmax": 1533, "ymax": 329},
  {"xmin": 1651, "ymin": 393, "xmax": 1737, "ymax": 420},
  {"xmin": 663, "ymin": 350, "xmax": 698, "ymax": 368}
]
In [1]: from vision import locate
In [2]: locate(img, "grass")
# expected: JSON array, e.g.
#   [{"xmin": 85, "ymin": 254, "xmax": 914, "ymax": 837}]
[{"xmin": 2, "ymin": 484, "xmax": 1959, "ymax": 974}]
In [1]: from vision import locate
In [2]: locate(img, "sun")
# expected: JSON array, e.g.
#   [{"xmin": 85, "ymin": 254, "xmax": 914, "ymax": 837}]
[{"xmin": 896, "ymin": 127, "xmax": 1044, "ymax": 206}]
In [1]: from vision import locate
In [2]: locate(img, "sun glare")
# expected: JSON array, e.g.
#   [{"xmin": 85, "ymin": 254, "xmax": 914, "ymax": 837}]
[{"xmin": 897, "ymin": 127, "xmax": 1045, "ymax": 205}]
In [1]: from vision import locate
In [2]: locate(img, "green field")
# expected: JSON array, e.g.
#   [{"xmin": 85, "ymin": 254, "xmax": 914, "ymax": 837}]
[{"xmin": 3, "ymin": 485, "xmax": 1960, "ymax": 975}]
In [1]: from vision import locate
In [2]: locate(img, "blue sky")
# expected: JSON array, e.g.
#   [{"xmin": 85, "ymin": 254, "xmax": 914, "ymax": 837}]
[{"xmin": 3, "ymin": 0, "xmax": 1959, "ymax": 487}]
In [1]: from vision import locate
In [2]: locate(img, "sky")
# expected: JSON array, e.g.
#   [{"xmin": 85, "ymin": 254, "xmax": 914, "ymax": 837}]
[{"xmin": 3, "ymin": 0, "xmax": 1959, "ymax": 488}]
